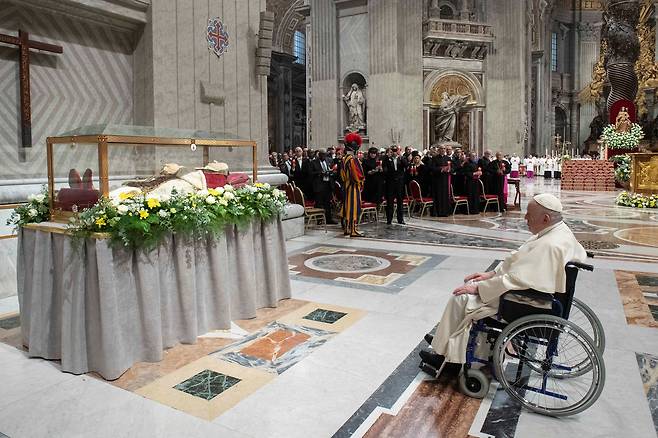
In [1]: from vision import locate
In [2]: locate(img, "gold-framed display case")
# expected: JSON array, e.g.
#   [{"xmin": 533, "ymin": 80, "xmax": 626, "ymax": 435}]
[
  {"xmin": 629, "ymin": 153, "xmax": 658, "ymax": 195},
  {"xmin": 46, "ymin": 124, "xmax": 257, "ymax": 220}
]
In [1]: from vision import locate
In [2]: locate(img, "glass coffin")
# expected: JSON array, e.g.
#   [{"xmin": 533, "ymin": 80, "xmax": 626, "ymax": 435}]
[{"xmin": 46, "ymin": 124, "xmax": 257, "ymax": 220}]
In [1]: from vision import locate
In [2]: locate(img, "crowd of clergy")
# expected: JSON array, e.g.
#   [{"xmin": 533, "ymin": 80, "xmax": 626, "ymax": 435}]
[{"xmin": 269, "ymin": 145, "xmax": 566, "ymax": 224}]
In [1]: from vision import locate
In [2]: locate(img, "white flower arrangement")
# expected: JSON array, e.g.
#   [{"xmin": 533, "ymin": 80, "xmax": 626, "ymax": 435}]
[
  {"xmin": 601, "ymin": 123, "xmax": 644, "ymax": 149},
  {"xmin": 616, "ymin": 191, "xmax": 658, "ymax": 209}
]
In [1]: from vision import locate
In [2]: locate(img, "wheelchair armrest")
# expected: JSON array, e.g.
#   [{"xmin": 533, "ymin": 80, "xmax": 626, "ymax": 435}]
[
  {"xmin": 566, "ymin": 261, "xmax": 594, "ymax": 272},
  {"xmin": 501, "ymin": 289, "xmax": 554, "ymax": 303},
  {"xmin": 586, "ymin": 251, "xmax": 595, "ymax": 259}
]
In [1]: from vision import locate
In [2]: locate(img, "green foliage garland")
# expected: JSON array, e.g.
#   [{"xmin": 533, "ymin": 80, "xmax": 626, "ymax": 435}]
[
  {"xmin": 6, "ymin": 187, "xmax": 50, "ymax": 228},
  {"xmin": 10, "ymin": 183, "xmax": 288, "ymax": 249}
]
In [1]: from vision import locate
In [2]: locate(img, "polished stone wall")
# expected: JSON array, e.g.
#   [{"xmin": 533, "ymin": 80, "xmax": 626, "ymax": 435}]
[
  {"xmin": 0, "ymin": 1, "xmax": 135, "ymax": 181},
  {"xmin": 135, "ymin": 0, "xmax": 269, "ymax": 168}
]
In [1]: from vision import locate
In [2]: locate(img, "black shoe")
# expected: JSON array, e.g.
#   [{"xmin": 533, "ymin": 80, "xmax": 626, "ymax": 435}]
[
  {"xmin": 424, "ymin": 333, "xmax": 434, "ymax": 345},
  {"xmin": 386, "ymin": 221, "xmax": 392, "ymax": 225},
  {"xmin": 419, "ymin": 349, "xmax": 444, "ymax": 369},
  {"xmin": 398, "ymin": 221, "xmax": 406, "ymax": 225},
  {"xmin": 327, "ymin": 220, "xmax": 338, "ymax": 225}
]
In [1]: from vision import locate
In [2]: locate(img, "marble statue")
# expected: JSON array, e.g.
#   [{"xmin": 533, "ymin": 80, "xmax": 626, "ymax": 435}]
[
  {"xmin": 434, "ymin": 92, "xmax": 469, "ymax": 142},
  {"xmin": 342, "ymin": 83, "xmax": 366, "ymax": 130}
]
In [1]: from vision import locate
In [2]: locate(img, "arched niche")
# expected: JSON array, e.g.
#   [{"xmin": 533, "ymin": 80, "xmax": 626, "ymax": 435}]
[
  {"xmin": 423, "ymin": 70, "xmax": 483, "ymax": 107},
  {"xmin": 422, "ymin": 70, "xmax": 484, "ymax": 151},
  {"xmin": 341, "ymin": 71, "xmax": 368, "ymax": 133}
]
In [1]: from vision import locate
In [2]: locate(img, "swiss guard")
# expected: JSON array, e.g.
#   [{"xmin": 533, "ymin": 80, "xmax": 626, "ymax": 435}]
[{"xmin": 340, "ymin": 132, "xmax": 365, "ymax": 237}]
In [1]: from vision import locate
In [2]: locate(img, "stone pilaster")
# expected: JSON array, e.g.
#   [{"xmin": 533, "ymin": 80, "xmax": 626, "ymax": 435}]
[
  {"xmin": 576, "ymin": 22, "xmax": 601, "ymax": 145},
  {"xmin": 309, "ymin": 0, "xmax": 338, "ymax": 147}
]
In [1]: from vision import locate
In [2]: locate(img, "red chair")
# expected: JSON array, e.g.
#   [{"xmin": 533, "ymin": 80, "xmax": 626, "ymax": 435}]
[
  {"xmin": 359, "ymin": 201, "xmax": 378, "ymax": 224},
  {"xmin": 294, "ymin": 186, "xmax": 326, "ymax": 232},
  {"xmin": 408, "ymin": 180, "xmax": 433, "ymax": 218},
  {"xmin": 450, "ymin": 184, "xmax": 469, "ymax": 215},
  {"xmin": 479, "ymin": 179, "xmax": 500, "ymax": 213}
]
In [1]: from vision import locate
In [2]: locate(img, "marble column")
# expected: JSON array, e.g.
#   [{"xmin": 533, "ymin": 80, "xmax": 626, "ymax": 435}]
[
  {"xmin": 309, "ymin": 0, "xmax": 338, "ymax": 147},
  {"xmin": 484, "ymin": 0, "xmax": 529, "ymax": 156},
  {"xmin": 576, "ymin": 22, "xmax": 601, "ymax": 146},
  {"xmin": 367, "ymin": 0, "xmax": 423, "ymax": 147}
]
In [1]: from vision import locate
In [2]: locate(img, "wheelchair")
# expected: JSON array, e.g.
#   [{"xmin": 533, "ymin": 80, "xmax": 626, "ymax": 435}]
[{"xmin": 420, "ymin": 261, "xmax": 606, "ymax": 417}]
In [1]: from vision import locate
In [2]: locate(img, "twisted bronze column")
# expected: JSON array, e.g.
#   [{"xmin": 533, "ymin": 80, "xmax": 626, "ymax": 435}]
[{"xmin": 604, "ymin": 0, "xmax": 640, "ymax": 114}]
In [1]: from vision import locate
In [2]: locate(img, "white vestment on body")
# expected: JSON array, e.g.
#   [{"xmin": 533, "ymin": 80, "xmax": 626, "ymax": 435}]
[{"xmin": 430, "ymin": 221, "xmax": 587, "ymax": 363}]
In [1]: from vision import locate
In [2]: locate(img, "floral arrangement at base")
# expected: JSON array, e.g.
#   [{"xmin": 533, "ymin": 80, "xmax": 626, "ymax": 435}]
[
  {"xmin": 609, "ymin": 154, "xmax": 631, "ymax": 183},
  {"xmin": 9, "ymin": 183, "xmax": 287, "ymax": 249},
  {"xmin": 6, "ymin": 187, "xmax": 50, "ymax": 228},
  {"xmin": 601, "ymin": 123, "xmax": 644, "ymax": 149},
  {"xmin": 616, "ymin": 191, "xmax": 657, "ymax": 209}
]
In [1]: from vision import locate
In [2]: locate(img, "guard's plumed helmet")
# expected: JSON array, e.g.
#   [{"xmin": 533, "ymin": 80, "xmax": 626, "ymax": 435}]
[{"xmin": 343, "ymin": 132, "xmax": 363, "ymax": 152}]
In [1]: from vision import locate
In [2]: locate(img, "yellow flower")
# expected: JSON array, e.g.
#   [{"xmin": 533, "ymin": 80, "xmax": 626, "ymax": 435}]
[
  {"xmin": 119, "ymin": 192, "xmax": 135, "ymax": 200},
  {"xmin": 208, "ymin": 188, "xmax": 220, "ymax": 196},
  {"xmin": 254, "ymin": 182, "xmax": 264, "ymax": 188},
  {"xmin": 139, "ymin": 209, "xmax": 149, "ymax": 219},
  {"xmin": 192, "ymin": 203, "xmax": 197, "ymax": 208},
  {"xmin": 147, "ymin": 198, "xmax": 161, "ymax": 209},
  {"xmin": 95, "ymin": 217, "xmax": 106, "ymax": 227},
  {"xmin": 170, "ymin": 208, "xmax": 177, "ymax": 214}
]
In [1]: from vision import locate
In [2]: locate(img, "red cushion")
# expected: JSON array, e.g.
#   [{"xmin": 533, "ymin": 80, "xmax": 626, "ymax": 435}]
[
  {"xmin": 361, "ymin": 202, "xmax": 377, "ymax": 208},
  {"xmin": 421, "ymin": 197, "xmax": 433, "ymax": 202},
  {"xmin": 304, "ymin": 200, "xmax": 315, "ymax": 207},
  {"xmin": 56, "ymin": 188, "xmax": 100, "ymax": 211},
  {"xmin": 227, "ymin": 172, "xmax": 250, "ymax": 188},
  {"xmin": 202, "ymin": 171, "xmax": 227, "ymax": 188},
  {"xmin": 454, "ymin": 196, "xmax": 467, "ymax": 200},
  {"xmin": 483, "ymin": 195, "xmax": 498, "ymax": 199}
]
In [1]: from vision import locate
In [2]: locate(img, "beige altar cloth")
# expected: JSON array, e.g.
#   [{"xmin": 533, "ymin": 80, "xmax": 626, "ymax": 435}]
[
  {"xmin": 17, "ymin": 218, "xmax": 291, "ymax": 379},
  {"xmin": 431, "ymin": 221, "xmax": 587, "ymax": 363}
]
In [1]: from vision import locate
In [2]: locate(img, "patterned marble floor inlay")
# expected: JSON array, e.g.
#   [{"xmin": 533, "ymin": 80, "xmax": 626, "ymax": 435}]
[
  {"xmin": 289, "ymin": 245, "xmax": 446, "ymax": 293},
  {"xmin": 360, "ymin": 223, "xmax": 521, "ymax": 251},
  {"xmin": 636, "ymin": 352, "xmax": 658, "ymax": 436},
  {"xmin": 135, "ymin": 301, "xmax": 365, "ymax": 421},
  {"xmin": 173, "ymin": 369, "xmax": 241, "ymax": 401},
  {"xmin": 303, "ymin": 308, "xmax": 347, "ymax": 324},
  {"xmin": 616, "ymin": 271, "xmax": 658, "ymax": 328},
  {"xmin": 0, "ymin": 315, "xmax": 19, "ymax": 330}
]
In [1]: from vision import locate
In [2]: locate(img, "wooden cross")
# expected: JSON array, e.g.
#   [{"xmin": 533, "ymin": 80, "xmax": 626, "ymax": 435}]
[{"xmin": 0, "ymin": 30, "xmax": 63, "ymax": 147}]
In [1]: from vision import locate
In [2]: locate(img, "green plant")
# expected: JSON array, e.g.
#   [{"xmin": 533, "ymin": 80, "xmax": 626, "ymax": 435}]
[{"xmin": 610, "ymin": 154, "xmax": 631, "ymax": 183}]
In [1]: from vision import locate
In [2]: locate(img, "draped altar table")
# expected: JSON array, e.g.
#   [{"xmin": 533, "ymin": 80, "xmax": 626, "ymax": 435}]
[{"xmin": 17, "ymin": 218, "xmax": 291, "ymax": 380}]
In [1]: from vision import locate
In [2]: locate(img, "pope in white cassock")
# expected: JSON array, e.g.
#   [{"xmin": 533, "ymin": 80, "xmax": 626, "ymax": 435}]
[{"xmin": 420, "ymin": 193, "xmax": 587, "ymax": 370}]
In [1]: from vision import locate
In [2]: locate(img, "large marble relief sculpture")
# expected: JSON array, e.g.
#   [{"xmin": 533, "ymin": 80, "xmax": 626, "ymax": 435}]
[
  {"xmin": 342, "ymin": 83, "xmax": 366, "ymax": 131},
  {"xmin": 434, "ymin": 92, "xmax": 469, "ymax": 142}
]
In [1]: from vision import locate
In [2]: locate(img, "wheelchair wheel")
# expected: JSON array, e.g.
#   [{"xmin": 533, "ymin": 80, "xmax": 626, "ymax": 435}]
[
  {"xmin": 570, "ymin": 298, "xmax": 605, "ymax": 355},
  {"xmin": 458, "ymin": 368, "xmax": 490, "ymax": 399},
  {"xmin": 492, "ymin": 315, "xmax": 605, "ymax": 417}
]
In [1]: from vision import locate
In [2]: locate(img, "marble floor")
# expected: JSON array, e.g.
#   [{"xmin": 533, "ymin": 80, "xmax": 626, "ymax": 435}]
[{"xmin": 0, "ymin": 178, "xmax": 658, "ymax": 437}]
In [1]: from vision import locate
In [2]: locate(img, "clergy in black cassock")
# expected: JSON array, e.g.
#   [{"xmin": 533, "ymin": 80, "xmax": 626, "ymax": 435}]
[
  {"xmin": 488, "ymin": 152, "xmax": 511, "ymax": 212},
  {"xmin": 429, "ymin": 146, "xmax": 451, "ymax": 217},
  {"xmin": 362, "ymin": 147, "xmax": 384, "ymax": 204},
  {"xmin": 461, "ymin": 153, "xmax": 482, "ymax": 215}
]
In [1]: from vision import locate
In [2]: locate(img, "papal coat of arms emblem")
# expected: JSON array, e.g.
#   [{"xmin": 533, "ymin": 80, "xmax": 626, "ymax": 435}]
[{"xmin": 207, "ymin": 17, "xmax": 229, "ymax": 58}]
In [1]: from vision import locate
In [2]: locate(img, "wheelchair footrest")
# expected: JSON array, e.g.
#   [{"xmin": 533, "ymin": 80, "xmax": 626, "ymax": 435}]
[{"xmin": 419, "ymin": 361, "xmax": 441, "ymax": 379}]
